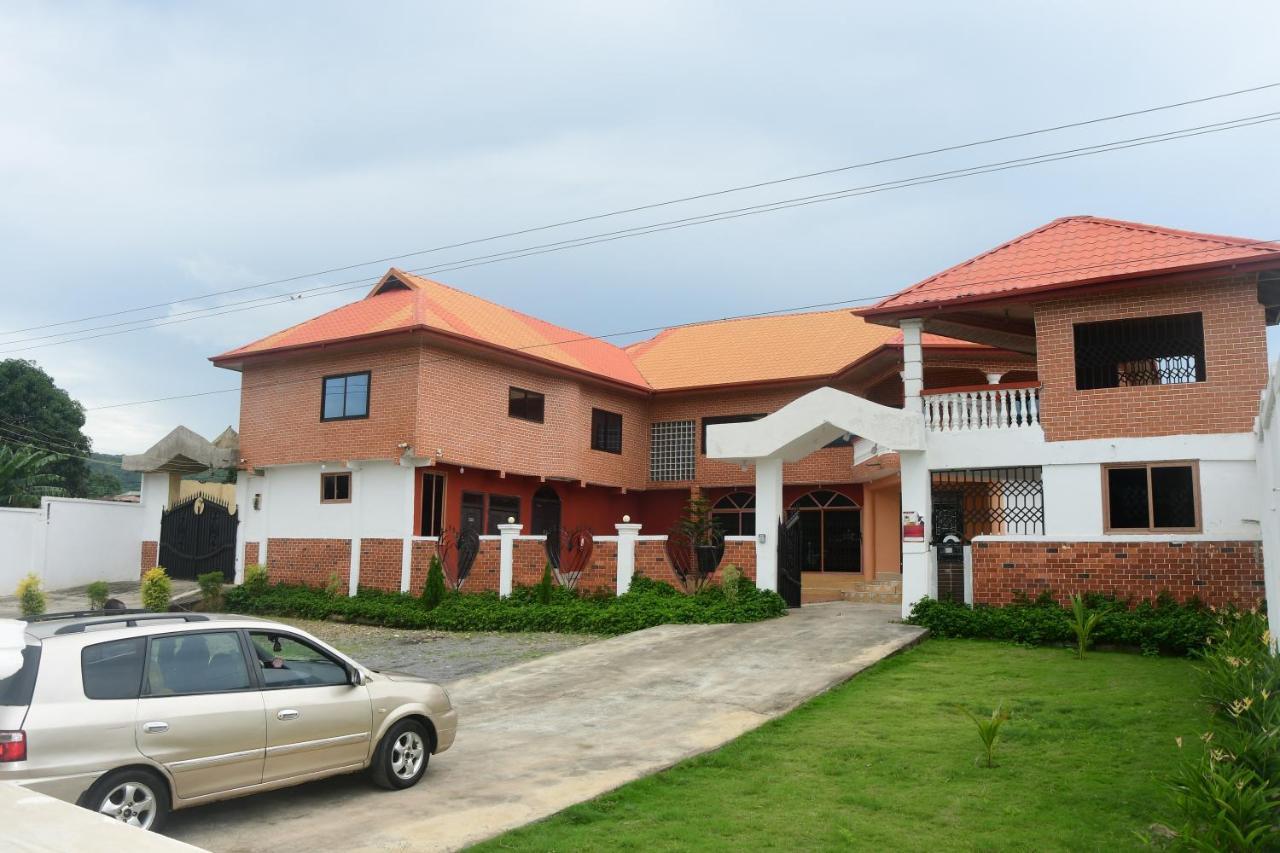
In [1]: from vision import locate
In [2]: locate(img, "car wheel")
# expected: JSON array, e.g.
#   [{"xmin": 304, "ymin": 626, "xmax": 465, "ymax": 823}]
[
  {"xmin": 370, "ymin": 719, "xmax": 430, "ymax": 790},
  {"xmin": 82, "ymin": 767, "xmax": 170, "ymax": 832}
]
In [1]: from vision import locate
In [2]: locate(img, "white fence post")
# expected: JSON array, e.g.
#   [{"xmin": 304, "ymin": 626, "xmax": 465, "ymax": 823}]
[
  {"xmin": 615, "ymin": 520, "xmax": 642, "ymax": 595},
  {"xmin": 498, "ymin": 522, "xmax": 522, "ymax": 597}
]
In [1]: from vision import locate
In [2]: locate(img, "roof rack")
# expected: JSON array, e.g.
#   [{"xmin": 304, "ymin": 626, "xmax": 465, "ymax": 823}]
[
  {"xmin": 24, "ymin": 608, "xmax": 150, "ymax": 623},
  {"xmin": 43, "ymin": 612, "xmax": 212, "ymax": 635}
]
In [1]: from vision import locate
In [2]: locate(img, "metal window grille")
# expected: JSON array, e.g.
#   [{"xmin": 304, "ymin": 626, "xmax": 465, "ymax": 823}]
[
  {"xmin": 650, "ymin": 420, "xmax": 695, "ymax": 481},
  {"xmin": 931, "ymin": 466, "xmax": 1044, "ymax": 541},
  {"xmin": 1073, "ymin": 313, "xmax": 1205, "ymax": 390}
]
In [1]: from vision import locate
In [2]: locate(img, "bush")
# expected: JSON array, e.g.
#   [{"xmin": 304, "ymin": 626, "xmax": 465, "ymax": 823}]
[
  {"xmin": 535, "ymin": 561, "xmax": 554, "ymax": 605},
  {"xmin": 906, "ymin": 595, "xmax": 1218, "ymax": 656},
  {"xmin": 243, "ymin": 563, "xmax": 269, "ymax": 593},
  {"xmin": 323, "ymin": 572, "xmax": 344, "ymax": 598},
  {"xmin": 16, "ymin": 574, "xmax": 45, "ymax": 617},
  {"xmin": 141, "ymin": 567, "xmax": 172, "ymax": 612},
  {"xmin": 421, "ymin": 556, "xmax": 447, "ymax": 610},
  {"xmin": 223, "ymin": 571, "xmax": 787, "ymax": 636},
  {"xmin": 85, "ymin": 580, "xmax": 110, "ymax": 610},
  {"xmin": 196, "ymin": 571, "xmax": 224, "ymax": 609},
  {"xmin": 721, "ymin": 564, "xmax": 743, "ymax": 603},
  {"xmin": 1166, "ymin": 608, "xmax": 1280, "ymax": 849}
]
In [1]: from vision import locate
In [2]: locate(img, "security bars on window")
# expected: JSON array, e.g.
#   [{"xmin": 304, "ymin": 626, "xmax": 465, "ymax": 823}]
[
  {"xmin": 650, "ymin": 420, "xmax": 695, "ymax": 481},
  {"xmin": 1073, "ymin": 313, "xmax": 1206, "ymax": 390},
  {"xmin": 930, "ymin": 466, "xmax": 1045, "ymax": 540}
]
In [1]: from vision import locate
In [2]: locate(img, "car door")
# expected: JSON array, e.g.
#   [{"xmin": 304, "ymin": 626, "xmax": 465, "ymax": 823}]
[
  {"xmin": 134, "ymin": 630, "xmax": 266, "ymax": 800},
  {"xmin": 248, "ymin": 631, "xmax": 373, "ymax": 783}
]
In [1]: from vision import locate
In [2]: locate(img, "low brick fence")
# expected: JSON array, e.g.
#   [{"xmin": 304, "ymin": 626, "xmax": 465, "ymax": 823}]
[
  {"xmin": 971, "ymin": 537, "xmax": 1266, "ymax": 608},
  {"xmin": 245, "ymin": 530, "xmax": 758, "ymax": 597}
]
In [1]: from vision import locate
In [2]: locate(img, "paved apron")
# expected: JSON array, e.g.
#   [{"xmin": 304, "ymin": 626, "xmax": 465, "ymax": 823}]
[{"xmin": 166, "ymin": 603, "xmax": 925, "ymax": 852}]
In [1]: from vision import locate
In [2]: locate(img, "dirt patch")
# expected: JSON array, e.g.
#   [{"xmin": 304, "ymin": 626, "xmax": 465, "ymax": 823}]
[{"xmin": 270, "ymin": 617, "xmax": 601, "ymax": 683}]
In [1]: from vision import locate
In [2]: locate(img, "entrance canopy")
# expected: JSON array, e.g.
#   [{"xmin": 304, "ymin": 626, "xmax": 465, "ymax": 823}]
[
  {"xmin": 123, "ymin": 426, "xmax": 238, "ymax": 475},
  {"xmin": 705, "ymin": 387, "xmax": 924, "ymax": 464}
]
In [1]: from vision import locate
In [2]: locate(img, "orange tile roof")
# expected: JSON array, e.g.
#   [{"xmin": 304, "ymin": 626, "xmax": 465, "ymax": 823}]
[
  {"xmin": 863, "ymin": 216, "xmax": 1280, "ymax": 317},
  {"xmin": 626, "ymin": 309, "xmax": 903, "ymax": 389},
  {"xmin": 213, "ymin": 269, "xmax": 987, "ymax": 391}
]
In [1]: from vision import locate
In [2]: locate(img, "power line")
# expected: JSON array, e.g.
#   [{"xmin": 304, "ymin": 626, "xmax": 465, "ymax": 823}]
[
  {"xmin": 3, "ymin": 80, "xmax": 1278, "ymax": 340},
  {"xmin": 4, "ymin": 109, "xmax": 1278, "ymax": 356},
  {"xmin": 72, "ymin": 236, "xmax": 1279, "ymax": 414}
]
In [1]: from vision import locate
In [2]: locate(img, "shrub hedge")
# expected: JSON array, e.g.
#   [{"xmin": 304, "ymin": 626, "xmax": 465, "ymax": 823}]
[
  {"xmin": 222, "ymin": 574, "xmax": 787, "ymax": 635},
  {"xmin": 906, "ymin": 593, "xmax": 1219, "ymax": 655}
]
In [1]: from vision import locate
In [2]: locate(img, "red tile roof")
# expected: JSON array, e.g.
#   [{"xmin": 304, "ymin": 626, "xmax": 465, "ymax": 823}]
[
  {"xmin": 862, "ymin": 216, "xmax": 1280, "ymax": 318},
  {"xmin": 212, "ymin": 269, "xmax": 987, "ymax": 392}
]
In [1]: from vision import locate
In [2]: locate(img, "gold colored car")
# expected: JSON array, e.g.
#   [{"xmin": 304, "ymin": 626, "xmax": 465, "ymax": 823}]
[{"xmin": 0, "ymin": 610, "xmax": 457, "ymax": 831}]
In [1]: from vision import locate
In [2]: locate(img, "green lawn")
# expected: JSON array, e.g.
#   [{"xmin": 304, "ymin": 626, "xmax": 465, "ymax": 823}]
[{"xmin": 473, "ymin": 640, "xmax": 1208, "ymax": 852}]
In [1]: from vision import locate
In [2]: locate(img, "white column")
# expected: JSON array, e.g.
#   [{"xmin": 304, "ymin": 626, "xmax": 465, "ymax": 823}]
[
  {"xmin": 498, "ymin": 522, "xmax": 522, "ymax": 597},
  {"xmin": 899, "ymin": 449, "xmax": 934, "ymax": 618},
  {"xmin": 615, "ymin": 520, "xmax": 642, "ymax": 595},
  {"xmin": 233, "ymin": 474, "xmax": 250, "ymax": 584},
  {"xmin": 754, "ymin": 456, "xmax": 784, "ymax": 592},
  {"xmin": 399, "ymin": 462, "xmax": 416, "ymax": 593},
  {"xmin": 901, "ymin": 318, "xmax": 925, "ymax": 404},
  {"xmin": 347, "ymin": 465, "xmax": 363, "ymax": 597}
]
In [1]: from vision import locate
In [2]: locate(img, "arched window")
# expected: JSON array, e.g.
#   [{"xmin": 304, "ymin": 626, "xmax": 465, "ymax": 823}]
[
  {"xmin": 788, "ymin": 490, "xmax": 861, "ymax": 572},
  {"xmin": 711, "ymin": 491, "xmax": 755, "ymax": 536}
]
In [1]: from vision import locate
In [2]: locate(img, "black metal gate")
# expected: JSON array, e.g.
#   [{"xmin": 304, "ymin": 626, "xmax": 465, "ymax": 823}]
[
  {"xmin": 159, "ymin": 493, "xmax": 238, "ymax": 581},
  {"xmin": 777, "ymin": 515, "xmax": 803, "ymax": 608}
]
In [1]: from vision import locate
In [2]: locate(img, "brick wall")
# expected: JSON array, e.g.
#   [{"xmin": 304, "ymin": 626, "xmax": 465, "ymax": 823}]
[
  {"xmin": 583, "ymin": 540, "xmax": 619, "ymax": 593},
  {"xmin": 721, "ymin": 539, "xmax": 758, "ymax": 581},
  {"xmin": 971, "ymin": 539, "xmax": 1265, "ymax": 608},
  {"xmin": 359, "ymin": 538, "xmax": 404, "ymax": 592},
  {"xmin": 1034, "ymin": 274, "xmax": 1268, "ymax": 440},
  {"xmin": 245, "ymin": 541, "xmax": 260, "ymax": 567},
  {"xmin": 469, "ymin": 539, "xmax": 501, "ymax": 592},
  {"xmin": 140, "ymin": 541, "xmax": 158, "ymax": 577},
  {"xmin": 266, "ymin": 538, "xmax": 351, "ymax": 589},
  {"xmin": 408, "ymin": 539, "xmax": 438, "ymax": 594}
]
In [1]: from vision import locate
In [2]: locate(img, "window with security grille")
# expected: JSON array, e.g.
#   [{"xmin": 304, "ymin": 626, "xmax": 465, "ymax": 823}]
[
  {"xmin": 1073, "ymin": 313, "xmax": 1205, "ymax": 390},
  {"xmin": 650, "ymin": 420, "xmax": 695, "ymax": 481},
  {"xmin": 931, "ymin": 467, "xmax": 1044, "ymax": 541},
  {"xmin": 1103, "ymin": 462, "xmax": 1200, "ymax": 532},
  {"xmin": 591, "ymin": 408, "xmax": 623, "ymax": 454}
]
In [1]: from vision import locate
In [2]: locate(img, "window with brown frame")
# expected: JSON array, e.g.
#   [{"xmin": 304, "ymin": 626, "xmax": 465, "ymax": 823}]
[
  {"xmin": 321, "ymin": 472, "xmax": 352, "ymax": 503},
  {"xmin": 1102, "ymin": 461, "xmax": 1200, "ymax": 533},
  {"xmin": 590, "ymin": 408, "xmax": 623, "ymax": 454},
  {"xmin": 419, "ymin": 472, "xmax": 445, "ymax": 536}
]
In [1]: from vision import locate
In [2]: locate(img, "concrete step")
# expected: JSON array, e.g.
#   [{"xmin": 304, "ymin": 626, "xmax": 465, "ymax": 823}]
[{"xmin": 841, "ymin": 589, "xmax": 903, "ymax": 604}]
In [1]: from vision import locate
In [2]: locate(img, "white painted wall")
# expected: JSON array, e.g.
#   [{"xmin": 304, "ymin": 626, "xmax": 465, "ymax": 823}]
[
  {"xmin": 253, "ymin": 461, "xmax": 414, "ymax": 541},
  {"xmin": 1255, "ymin": 362, "xmax": 1280, "ymax": 635},
  {"xmin": 0, "ymin": 498, "xmax": 149, "ymax": 594}
]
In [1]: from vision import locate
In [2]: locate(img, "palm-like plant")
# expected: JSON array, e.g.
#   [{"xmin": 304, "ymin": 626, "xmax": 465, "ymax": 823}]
[
  {"xmin": 0, "ymin": 445, "xmax": 67, "ymax": 507},
  {"xmin": 1069, "ymin": 593, "xmax": 1103, "ymax": 660}
]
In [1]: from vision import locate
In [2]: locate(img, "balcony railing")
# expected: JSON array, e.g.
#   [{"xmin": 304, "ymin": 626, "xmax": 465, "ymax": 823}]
[{"xmin": 922, "ymin": 382, "xmax": 1041, "ymax": 432}]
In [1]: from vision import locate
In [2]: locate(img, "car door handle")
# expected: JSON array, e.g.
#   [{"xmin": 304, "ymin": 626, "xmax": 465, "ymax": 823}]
[
  {"xmin": 277, "ymin": 709, "xmax": 300, "ymax": 721},
  {"xmin": 142, "ymin": 722, "xmax": 169, "ymax": 734}
]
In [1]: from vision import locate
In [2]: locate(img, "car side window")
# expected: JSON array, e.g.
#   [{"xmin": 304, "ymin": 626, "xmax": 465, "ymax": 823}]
[
  {"xmin": 82, "ymin": 637, "xmax": 146, "ymax": 700},
  {"xmin": 249, "ymin": 632, "xmax": 349, "ymax": 689},
  {"xmin": 145, "ymin": 632, "xmax": 252, "ymax": 696}
]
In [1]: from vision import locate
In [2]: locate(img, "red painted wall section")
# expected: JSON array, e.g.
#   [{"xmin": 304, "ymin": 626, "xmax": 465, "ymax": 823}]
[{"xmin": 971, "ymin": 539, "xmax": 1265, "ymax": 608}]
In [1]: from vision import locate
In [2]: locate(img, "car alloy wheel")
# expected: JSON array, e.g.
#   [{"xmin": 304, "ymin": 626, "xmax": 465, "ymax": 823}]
[
  {"xmin": 99, "ymin": 780, "xmax": 159, "ymax": 830},
  {"xmin": 391, "ymin": 730, "xmax": 425, "ymax": 781}
]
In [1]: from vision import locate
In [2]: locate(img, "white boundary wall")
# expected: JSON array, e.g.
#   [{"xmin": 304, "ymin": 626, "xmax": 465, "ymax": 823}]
[
  {"xmin": 0, "ymin": 472, "xmax": 168, "ymax": 593},
  {"xmin": 1255, "ymin": 362, "xmax": 1280, "ymax": 629}
]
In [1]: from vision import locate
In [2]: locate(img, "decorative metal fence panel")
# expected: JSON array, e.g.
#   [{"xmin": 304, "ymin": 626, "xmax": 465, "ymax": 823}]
[{"xmin": 930, "ymin": 466, "xmax": 1044, "ymax": 542}]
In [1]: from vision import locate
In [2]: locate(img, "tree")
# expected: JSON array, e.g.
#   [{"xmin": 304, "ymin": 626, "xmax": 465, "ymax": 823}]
[
  {"xmin": 0, "ymin": 445, "xmax": 67, "ymax": 507},
  {"xmin": 85, "ymin": 469, "xmax": 124, "ymax": 499},
  {"xmin": 0, "ymin": 360, "xmax": 90, "ymax": 496}
]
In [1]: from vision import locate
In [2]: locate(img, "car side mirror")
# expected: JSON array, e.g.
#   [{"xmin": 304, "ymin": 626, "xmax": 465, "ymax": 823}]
[{"xmin": 347, "ymin": 666, "xmax": 364, "ymax": 686}]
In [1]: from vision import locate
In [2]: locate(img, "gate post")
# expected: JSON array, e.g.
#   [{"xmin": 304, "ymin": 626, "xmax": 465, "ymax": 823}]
[
  {"xmin": 497, "ymin": 522, "xmax": 522, "ymax": 597},
  {"xmin": 615, "ymin": 519, "xmax": 642, "ymax": 595},
  {"xmin": 753, "ymin": 457, "xmax": 784, "ymax": 592}
]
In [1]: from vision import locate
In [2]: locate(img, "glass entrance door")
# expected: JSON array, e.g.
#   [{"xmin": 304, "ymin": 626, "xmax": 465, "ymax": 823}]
[{"xmin": 788, "ymin": 490, "xmax": 862, "ymax": 572}]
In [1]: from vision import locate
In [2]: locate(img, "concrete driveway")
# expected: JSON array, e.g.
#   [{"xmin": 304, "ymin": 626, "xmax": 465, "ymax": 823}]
[{"xmin": 165, "ymin": 603, "xmax": 925, "ymax": 852}]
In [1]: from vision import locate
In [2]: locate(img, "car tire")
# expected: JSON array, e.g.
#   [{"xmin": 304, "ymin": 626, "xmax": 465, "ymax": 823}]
[
  {"xmin": 370, "ymin": 718, "xmax": 431, "ymax": 790},
  {"xmin": 81, "ymin": 766, "xmax": 171, "ymax": 832}
]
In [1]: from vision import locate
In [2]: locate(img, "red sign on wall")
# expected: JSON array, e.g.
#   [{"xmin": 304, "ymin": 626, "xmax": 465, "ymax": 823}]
[{"xmin": 902, "ymin": 511, "xmax": 925, "ymax": 542}]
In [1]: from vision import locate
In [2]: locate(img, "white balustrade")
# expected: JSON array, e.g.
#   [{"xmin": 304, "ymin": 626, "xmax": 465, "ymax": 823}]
[{"xmin": 922, "ymin": 385, "xmax": 1040, "ymax": 431}]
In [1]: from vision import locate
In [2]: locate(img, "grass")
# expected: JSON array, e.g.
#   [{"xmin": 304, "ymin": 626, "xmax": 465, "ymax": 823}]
[{"xmin": 472, "ymin": 639, "xmax": 1208, "ymax": 852}]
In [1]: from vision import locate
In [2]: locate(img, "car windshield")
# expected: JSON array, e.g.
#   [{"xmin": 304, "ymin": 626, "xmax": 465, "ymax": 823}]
[{"xmin": 0, "ymin": 645, "xmax": 41, "ymax": 706}]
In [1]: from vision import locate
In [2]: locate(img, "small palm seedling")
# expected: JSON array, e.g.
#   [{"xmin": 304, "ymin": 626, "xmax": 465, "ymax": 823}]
[
  {"xmin": 1070, "ymin": 593, "xmax": 1103, "ymax": 660},
  {"xmin": 952, "ymin": 702, "xmax": 1011, "ymax": 768}
]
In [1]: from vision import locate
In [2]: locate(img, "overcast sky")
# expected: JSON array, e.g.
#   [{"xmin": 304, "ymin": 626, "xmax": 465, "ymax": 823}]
[{"xmin": 2, "ymin": 1, "xmax": 1279, "ymax": 454}]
